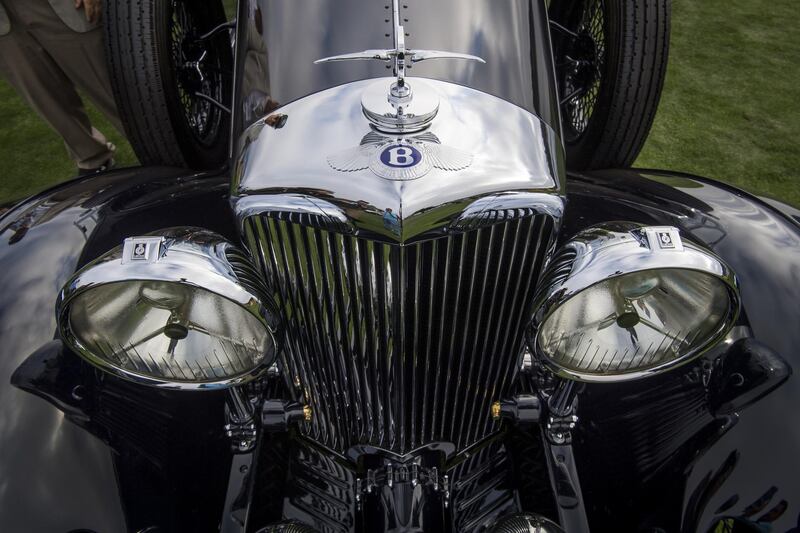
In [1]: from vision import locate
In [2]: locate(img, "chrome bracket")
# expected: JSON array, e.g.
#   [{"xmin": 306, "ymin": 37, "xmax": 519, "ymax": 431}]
[
  {"xmin": 540, "ymin": 379, "xmax": 590, "ymax": 531},
  {"xmin": 545, "ymin": 380, "xmax": 579, "ymax": 445},
  {"xmin": 355, "ymin": 464, "xmax": 450, "ymax": 510},
  {"xmin": 221, "ymin": 386, "xmax": 258, "ymax": 533},
  {"xmin": 546, "ymin": 414, "xmax": 578, "ymax": 445},
  {"xmin": 520, "ymin": 347, "xmax": 535, "ymax": 374},
  {"xmin": 543, "ymin": 441, "xmax": 590, "ymax": 532},
  {"xmin": 224, "ymin": 387, "xmax": 258, "ymax": 453}
]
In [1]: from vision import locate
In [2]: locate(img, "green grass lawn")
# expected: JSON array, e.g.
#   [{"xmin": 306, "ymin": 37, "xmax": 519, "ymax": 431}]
[
  {"xmin": 0, "ymin": 0, "xmax": 797, "ymax": 206},
  {"xmin": 0, "ymin": 81, "xmax": 135, "ymax": 203},
  {"xmin": 636, "ymin": 0, "xmax": 800, "ymax": 206}
]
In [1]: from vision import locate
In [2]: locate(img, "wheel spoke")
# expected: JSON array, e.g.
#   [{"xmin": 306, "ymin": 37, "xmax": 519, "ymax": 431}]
[
  {"xmin": 549, "ymin": 20, "xmax": 580, "ymax": 39},
  {"xmin": 194, "ymin": 92, "xmax": 231, "ymax": 114},
  {"xmin": 559, "ymin": 87, "xmax": 584, "ymax": 106},
  {"xmin": 554, "ymin": 0, "xmax": 606, "ymax": 140},
  {"xmin": 168, "ymin": 0, "xmax": 228, "ymax": 144}
]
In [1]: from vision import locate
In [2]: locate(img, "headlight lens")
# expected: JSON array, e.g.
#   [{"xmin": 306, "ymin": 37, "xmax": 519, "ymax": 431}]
[
  {"xmin": 58, "ymin": 229, "xmax": 279, "ymax": 389},
  {"xmin": 539, "ymin": 270, "xmax": 732, "ymax": 376},
  {"xmin": 534, "ymin": 225, "xmax": 739, "ymax": 382}
]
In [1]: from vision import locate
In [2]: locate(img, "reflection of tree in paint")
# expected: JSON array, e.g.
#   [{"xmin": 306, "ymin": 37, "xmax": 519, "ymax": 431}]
[
  {"xmin": 688, "ymin": 450, "xmax": 793, "ymax": 533},
  {"xmin": 709, "ymin": 490, "xmax": 792, "ymax": 531},
  {"xmin": 383, "ymin": 208, "xmax": 400, "ymax": 235}
]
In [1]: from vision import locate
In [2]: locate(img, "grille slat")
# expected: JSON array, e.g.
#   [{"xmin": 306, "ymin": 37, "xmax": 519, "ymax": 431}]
[
  {"xmin": 439, "ymin": 234, "xmax": 466, "ymax": 438},
  {"xmin": 492, "ymin": 219, "xmax": 552, "ymax": 421},
  {"xmin": 431, "ymin": 237, "xmax": 453, "ymax": 442},
  {"xmin": 249, "ymin": 212, "xmax": 555, "ymax": 453},
  {"xmin": 449, "ymin": 231, "xmax": 477, "ymax": 442},
  {"xmin": 396, "ymin": 245, "xmax": 407, "ymax": 452},
  {"xmin": 327, "ymin": 231, "xmax": 358, "ymax": 442},
  {"xmin": 467, "ymin": 222, "xmax": 512, "ymax": 445},
  {"xmin": 486, "ymin": 218, "xmax": 530, "ymax": 410},
  {"xmin": 458, "ymin": 227, "xmax": 494, "ymax": 446},
  {"xmin": 422, "ymin": 239, "xmax": 438, "ymax": 443},
  {"xmin": 411, "ymin": 246, "xmax": 422, "ymax": 449},
  {"xmin": 309, "ymin": 227, "xmax": 348, "ymax": 447}
]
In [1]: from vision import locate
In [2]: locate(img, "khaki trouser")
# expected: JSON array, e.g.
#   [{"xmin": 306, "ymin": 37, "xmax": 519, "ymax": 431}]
[{"xmin": 0, "ymin": 1, "xmax": 123, "ymax": 169}]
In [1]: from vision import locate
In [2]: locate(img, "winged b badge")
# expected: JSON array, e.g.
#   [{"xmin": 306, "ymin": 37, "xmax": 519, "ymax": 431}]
[{"xmin": 327, "ymin": 132, "xmax": 473, "ymax": 181}]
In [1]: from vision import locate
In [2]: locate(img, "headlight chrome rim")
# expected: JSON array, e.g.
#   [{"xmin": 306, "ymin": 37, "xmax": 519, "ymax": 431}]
[
  {"xmin": 532, "ymin": 223, "xmax": 740, "ymax": 383},
  {"xmin": 56, "ymin": 228, "xmax": 280, "ymax": 390}
]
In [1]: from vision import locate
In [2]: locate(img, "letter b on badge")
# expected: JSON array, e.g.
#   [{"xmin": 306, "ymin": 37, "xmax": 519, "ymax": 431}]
[
  {"xmin": 389, "ymin": 147, "xmax": 414, "ymax": 166},
  {"xmin": 380, "ymin": 144, "xmax": 421, "ymax": 168}
]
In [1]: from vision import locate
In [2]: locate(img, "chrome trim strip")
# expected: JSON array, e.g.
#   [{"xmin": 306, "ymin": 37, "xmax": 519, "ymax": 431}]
[{"xmin": 232, "ymin": 78, "xmax": 564, "ymax": 243}]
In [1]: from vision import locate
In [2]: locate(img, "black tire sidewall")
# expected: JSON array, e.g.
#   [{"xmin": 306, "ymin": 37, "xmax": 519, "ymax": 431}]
[{"xmin": 105, "ymin": 0, "xmax": 232, "ymax": 170}]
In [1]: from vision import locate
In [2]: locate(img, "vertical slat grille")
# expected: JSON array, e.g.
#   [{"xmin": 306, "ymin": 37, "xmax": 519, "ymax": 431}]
[{"xmin": 246, "ymin": 213, "xmax": 555, "ymax": 453}]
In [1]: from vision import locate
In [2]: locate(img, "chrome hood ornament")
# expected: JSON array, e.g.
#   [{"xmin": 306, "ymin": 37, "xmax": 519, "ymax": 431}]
[
  {"xmin": 314, "ymin": 0, "xmax": 485, "ymax": 133},
  {"xmin": 327, "ymin": 131, "xmax": 473, "ymax": 181}
]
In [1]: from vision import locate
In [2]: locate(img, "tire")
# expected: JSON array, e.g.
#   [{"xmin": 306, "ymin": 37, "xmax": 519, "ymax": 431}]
[
  {"xmin": 549, "ymin": 0, "xmax": 671, "ymax": 170},
  {"xmin": 105, "ymin": 0, "xmax": 233, "ymax": 169}
]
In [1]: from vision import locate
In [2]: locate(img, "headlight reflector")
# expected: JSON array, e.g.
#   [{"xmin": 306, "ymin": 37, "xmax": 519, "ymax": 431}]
[
  {"xmin": 57, "ymin": 229, "xmax": 279, "ymax": 389},
  {"xmin": 534, "ymin": 225, "xmax": 739, "ymax": 382}
]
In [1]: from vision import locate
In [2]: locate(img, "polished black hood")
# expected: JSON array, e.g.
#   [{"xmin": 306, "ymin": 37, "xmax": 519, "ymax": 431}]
[{"xmin": 232, "ymin": 0, "xmax": 560, "ymax": 136}]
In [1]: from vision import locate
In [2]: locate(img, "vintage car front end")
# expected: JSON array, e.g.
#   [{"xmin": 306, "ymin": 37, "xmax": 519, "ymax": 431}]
[{"xmin": 0, "ymin": 1, "xmax": 798, "ymax": 532}]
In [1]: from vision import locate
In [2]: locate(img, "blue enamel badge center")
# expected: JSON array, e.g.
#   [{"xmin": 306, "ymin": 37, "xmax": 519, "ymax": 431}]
[{"xmin": 379, "ymin": 144, "xmax": 423, "ymax": 168}]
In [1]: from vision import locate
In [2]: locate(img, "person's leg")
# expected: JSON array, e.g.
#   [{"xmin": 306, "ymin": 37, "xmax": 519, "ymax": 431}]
[
  {"xmin": 0, "ymin": 9, "xmax": 114, "ymax": 169},
  {"xmin": 21, "ymin": 2, "xmax": 124, "ymax": 135},
  {"xmin": 36, "ymin": 28, "xmax": 123, "ymax": 136}
]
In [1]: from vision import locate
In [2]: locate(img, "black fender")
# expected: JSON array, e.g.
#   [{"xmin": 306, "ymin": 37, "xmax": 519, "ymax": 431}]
[
  {"xmin": 0, "ymin": 167, "xmax": 237, "ymax": 533},
  {"xmin": 564, "ymin": 169, "xmax": 800, "ymax": 533},
  {"xmin": 1, "ymin": 166, "xmax": 799, "ymax": 532}
]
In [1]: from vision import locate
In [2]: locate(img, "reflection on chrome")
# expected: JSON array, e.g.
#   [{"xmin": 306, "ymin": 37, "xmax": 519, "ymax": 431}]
[
  {"xmin": 57, "ymin": 228, "xmax": 280, "ymax": 390},
  {"xmin": 533, "ymin": 223, "xmax": 740, "ymax": 382}
]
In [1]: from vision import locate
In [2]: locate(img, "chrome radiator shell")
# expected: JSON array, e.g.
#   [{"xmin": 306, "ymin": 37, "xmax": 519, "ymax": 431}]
[{"xmin": 233, "ymin": 78, "xmax": 565, "ymax": 454}]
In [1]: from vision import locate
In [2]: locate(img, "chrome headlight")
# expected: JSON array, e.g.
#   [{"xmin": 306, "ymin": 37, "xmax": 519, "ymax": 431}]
[
  {"xmin": 57, "ymin": 228, "xmax": 280, "ymax": 390},
  {"xmin": 532, "ymin": 224, "xmax": 739, "ymax": 382}
]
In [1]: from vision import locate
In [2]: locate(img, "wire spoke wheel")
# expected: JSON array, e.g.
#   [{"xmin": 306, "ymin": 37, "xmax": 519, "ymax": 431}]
[
  {"xmin": 105, "ymin": 0, "xmax": 233, "ymax": 169},
  {"xmin": 558, "ymin": 0, "xmax": 606, "ymax": 142},
  {"xmin": 168, "ymin": 0, "xmax": 225, "ymax": 147},
  {"xmin": 549, "ymin": 0, "xmax": 671, "ymax": 170}
]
